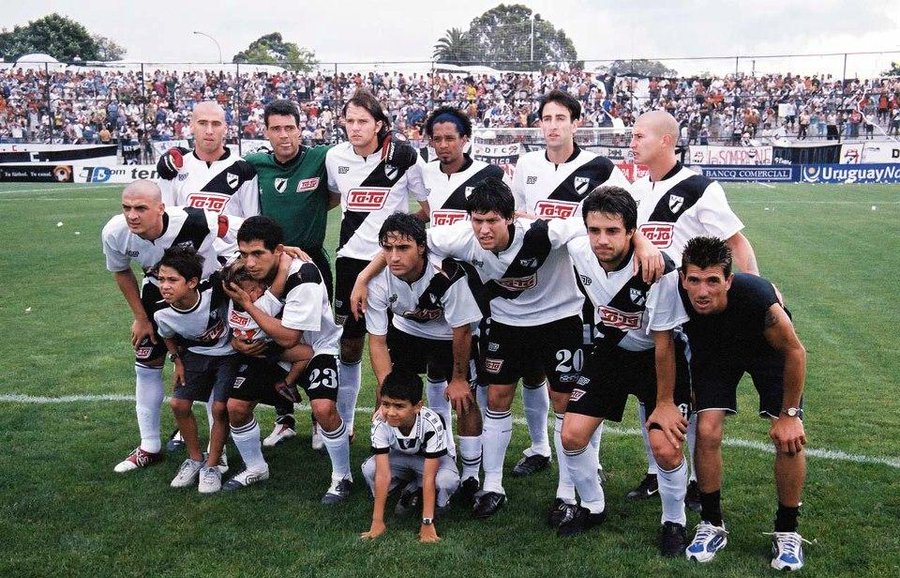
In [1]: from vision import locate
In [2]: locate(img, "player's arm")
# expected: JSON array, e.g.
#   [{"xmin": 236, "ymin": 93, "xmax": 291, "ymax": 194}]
[
  {"xmin": 726, "ymin": 231, "xmax": 760, "ymax": 276},
  {"xmin": 275, "ymin": 343, "xmax": 315, "ymax": 403},
  {"xmin": 223, "ymin": 280, "xmax": 301, "ymax": 349},
  {"xmin": 763, "ymin": 303, "xmax": 807, "ymax": 454},
  {"xmin": 361, "ymin": 452, "xmax": 390, "ymax": 540},
  {"xmin": 268, "ymin": 252, "xmax": 292, "ymax": 299},
  {"xmin": 632, "ymin": 230, "xmax": 665, "ymax": 284},
  {"xmin": 162, "ymin": 337, "xmax": 185, "ymax": 387},
  {"xmin": 646, "ymin": 329, "xmax": 688, "ymax": 449},
  {"xmin": 419, "ymin": 457, "xmax": 441, "ymax": 543},
  {"xmin": 368, "ymin": 333, "xmax": 392, "ymax": 409},
  {"xmin": 113, "ymin": 268, "xmax": 155, "ymax": 347},
  {"xmin": 446, "ymin": 324, "xmax": 474, "ymax": 414},
  {"xmin": 327, "ymin": 191, "xmax": 342, "ymax": 210},
  {"xmin": 350, "ymin": 254, "xmax": 388, "ymax": 319}
]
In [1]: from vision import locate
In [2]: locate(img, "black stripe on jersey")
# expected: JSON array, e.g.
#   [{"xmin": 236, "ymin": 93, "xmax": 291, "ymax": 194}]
[
  {"xmin": 593, "ymin": 254, "xmax": 676, "ymax": 347},
  {"xmin": 337, "ymin": 157, "xmax": 414, "ymax": 252},
  {"xmin": 170, "ymin": 207, "xmax": 213, "ymax": 249},
  {"xmin": 547, "ymin": 156, "xmax": 617, "ymax": 201},
  {"xmin": 645, "ymin": 174, "xmax": 710, "ymax": 223},
  {"xmin": 487, "ymin": 220, "xmax": 552, "ymax": 301},
  {"xmin": 401, "ymin": 258, "xmax": 469, "ymax": 323},
  {"xmin": 455, "ymin": 259, "xmax": 492, "ymax": 318},
  {"xmin": 283, "ymin": 262, "xmax": 324, "ymax": 295},
  {"xmin": 440, "ymin": 164, "xmax": 505, "ymax": 211},
  {"xmin": 198, "ymin": 159, "xmax": 257, "ymax": 196},
  {"xmin": 176, "ymin": 272, "xmax": 230, "ymax": 349}
]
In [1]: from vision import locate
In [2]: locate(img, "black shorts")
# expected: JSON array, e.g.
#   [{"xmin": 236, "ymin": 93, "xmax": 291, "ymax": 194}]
[
  {"xmin": 172, "ymin": 351, "xmax": 236, "ymax": 403},
  {"xmin": 566, "ymin": 336, "xmax": 691, "ymax": 422},
  {"xmin": 334, "ymin": 256, "xmax": 369, "ymax": 339},
  {"xmin": 135, "ymin": 282, "xmax": 167, "ymax": 363},
  {"xmin": 480, "ymin": 316, "xmax": 583, "ymax": 393},
  {"xmin": 230, "ymin": 353, "xmax": 340, "ymax": 404},
  {"xmin": 691, "ymin": 351, "xmax": 789, "ymax": 418},
  {"xmin": 387, "ymin": 326, "xmax": 453, "ymax": 379}
]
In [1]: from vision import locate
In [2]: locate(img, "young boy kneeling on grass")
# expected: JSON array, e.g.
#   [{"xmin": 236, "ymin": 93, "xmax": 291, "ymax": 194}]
[{"xmin": 361, "ymin": 369, "xmax": 460, "ymax": 543}]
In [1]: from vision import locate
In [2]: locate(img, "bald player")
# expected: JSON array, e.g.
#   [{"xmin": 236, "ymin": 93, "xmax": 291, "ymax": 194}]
[
  {"xmin": 156, "ymin": 100, "xmax": 258, "ymax": 218},
  {"xmin": 101, "ymin": 180, "xmax": 241, "ymax": 472},
  {"xmin": 626, "ymin": 110, "xmax": 761, "ymax": 508}
]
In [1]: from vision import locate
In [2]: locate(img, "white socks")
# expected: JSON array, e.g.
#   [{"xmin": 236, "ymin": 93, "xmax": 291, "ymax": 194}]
[
  {"xmin": 459, "ymin": 435, "xmax": 482, "ymax": 481},
  {"xmin": 426, "ymin": 379, "xmax": 456, "ymax": 457},
  {"xmin": 521, "ymin": 380, "xmax": 551, "ymax": 457},
  {"xmin": 231, "ymin": 418, "xmax": 266, "ymax": 472},
  {"xmin": 134, "ymin": 363, "xmax": 163, "ymax": 453},
  {"xmin": 657, "ymin": 460, "xmax": 688, "ymax": 526},
  {"xmin": 481, "ymin": 408, "xmax": 512, "ymax": 494},
  {"xmin": 638, "ymin": 403, "xmax": 659, "ymax": 475},
  {"xmin": 320, "ymin": 418, "xmax": 352, "ymax": 482},
  {"xmin": 564, "ymin": 442, "xmax": 605, "ymax": 514},
  {"xmin": 337, "ymin": 360, "xmax": 361, "ymax": 432},
  {"xmin": 554, "ymin": 413, "xmax": 576, "ymax": 503}
]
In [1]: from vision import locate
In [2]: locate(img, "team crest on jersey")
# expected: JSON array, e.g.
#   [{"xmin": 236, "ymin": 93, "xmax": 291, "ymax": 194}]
[
  {"xmin": 518, "ymin": 257, "xmax": 538, "ymax": 268},
  {"xmin": 389, "ymin": 294, "xmax": 398, "ymax": 304},
  {"xmin": 384, "ymin": 164, "xmax": 399, "ymax": 180},
  {"xmin": 347, "ymin": 187, "xmax": 391, "ymax": 211},
  {"xmin": 630, "ymin": 288, "xmax": 646, "ymax": 306},
  {"xmin": 338, "ymin": 166, "xmax": 349, "ymax": 174},
  {"xmin": 598, "ymin": 305, "xmax": 642, "ymax": 330},
  {"xmin": 432, "ymin": 210, "xmax": 467, "ymax": 226},
  {"xmin": 471, "ymin": 259, "xmax": 484, "ymax": 268},
  {"xmin": 297, "ymin": 177, "xmax": 320, "ymax": 192},
  {"xmin": 464, "ymin": 186, "xmax": 474, "ymax": 198},
  {"xmin": 274, "ymin": 178, "xmax": 288, "ymax": 193},
  {"xmin": 639, "ymin": 223, "xmax": 674, "ymax": 248},
  {"xmin": 187, "ymin": 192, "xmax": 229, "ymax": 212},
  {"xmin": 668, "ymin": 194, "xmax": 685, "ymax": 213},
  {"xmin": 535, "ymin": 200, "xmax": 578, "ymax": 219},
  {"xmin": 574, "ymin": 176, "xmax": 591, "ymax": 196},
  {"xmin": 226, "ymin": 172, "xmax": 239, "ymax": 189}
]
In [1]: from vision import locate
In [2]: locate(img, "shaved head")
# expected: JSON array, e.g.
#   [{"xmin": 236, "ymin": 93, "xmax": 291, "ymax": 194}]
[
  {"xmin": 122, "ymin": 179, "xmax": 162, "ymax": 203},
  {"xmin": 192, "ymin": 100, "xmax": 225, "ymax": 121},
  {"xmin": 636, "ymin": 110, "xmax": 680, "ymax": 143},
  {"xmin": 191, "ymin": 100, "xmax": 227, "ymax": 160}
]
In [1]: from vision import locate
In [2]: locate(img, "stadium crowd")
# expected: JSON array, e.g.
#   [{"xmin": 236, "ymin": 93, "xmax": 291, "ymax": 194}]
[{"xmin": 2, "ymin": 65, "xmax": 899, "ymax": 152}]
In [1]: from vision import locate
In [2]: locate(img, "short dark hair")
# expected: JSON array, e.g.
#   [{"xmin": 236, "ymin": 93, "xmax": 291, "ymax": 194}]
[
  {"xmin": 221, "ymin": 260, "xmax": 257, "ymax": 287},
  {"xmin": 237, "ymin": 215, "xmax": 284, "ymax": 251},
  {"xmin": 379, "ymin": 212, "xmax": 426, "ymax": 249},
  {"xmin": 264, "ymin": 99, "xmax": 300, "ymax": 128},
  {"xmin": 342, "ymin": 88, "xmax": 390, "ymax": 137},
  {"xmin": 466, "ymin": 176, "xmax": 514, "ymax": 219},
  {"xmin": 158, "ymin": 245, "xmax": 203, "ymax": 282},
  {"xmin": 682, "ymin": 236, "xmax": 733, "ymax": 277},
  {"xmin": 581, "ymin": 186, "xmax": 637, "ymax": 232},
  {"xmin": 538, "ymin": 89, "xmax": 581, "ymax": 121},
  {"xmin": 381, "ymin": 369, "xmax": 423, "ymax": 404},
  {"xmin": 424, "ymin": 106, "xmax": 472, "ymax": 138}
]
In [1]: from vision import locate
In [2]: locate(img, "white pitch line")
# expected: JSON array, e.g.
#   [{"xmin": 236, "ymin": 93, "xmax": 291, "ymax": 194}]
[
  {"xmin": 0, "ymin": 184, "xmax": 121, "ymax": 195},
  {"xmin": 0, "ymin": 197, "xmax": 113, "ymax": 202},
  {"xmin": 2, "ymin": 393, "xmax": 897, "ymax": 469},
  {"xmin": 757, "ymin": 183, "xmax": 776, "ymax": 189}
]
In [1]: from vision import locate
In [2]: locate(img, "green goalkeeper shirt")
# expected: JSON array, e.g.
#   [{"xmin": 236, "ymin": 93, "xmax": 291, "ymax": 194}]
[{"xmin": 245, "ymin": 145, "xmax": 332, "ymax": 250}]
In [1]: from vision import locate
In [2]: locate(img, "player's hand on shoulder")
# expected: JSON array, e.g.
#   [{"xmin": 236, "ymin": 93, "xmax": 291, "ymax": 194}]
[
  {"xmin": 281, "ymin": 246, "xmax": 311, "ymax": 263},
  {"xmin": 634, "ymin": 238, "xmax": 664, "ymax": 284},
  {"xmin": 380, "ymin": 131, "xmax": 418, "ymax": 170}
]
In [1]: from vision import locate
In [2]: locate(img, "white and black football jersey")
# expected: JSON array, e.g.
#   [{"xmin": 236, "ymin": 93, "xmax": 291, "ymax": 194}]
[
  {"xmin": 157, "ymin": 148, "xmax": 259, "ymax": 217},
  {"xmin": 227, "ymin": 290, "xmax": 283, "ymax": 343},
  {"xmin": 427, "ymin": 218, "xmax": 584, "ymax": 327},
  {"xmin": 280, "ymin": 258, "xmax": 342, "ymax": 362},
  {"xmin": 565, "ymin": 238, "xmax": 688, "ymax": 352},
  {"xmin": 370, "ymin": 406, "xmax": 449, "ymax": 458},
  {"xmin": 102, "ymin": 207, "xmax": 240, "ymax": 286},
  {"xmin": 326, "ymin": 142, "xmax": 428, "ymax": 261},
  {"xmin": 512, "ymin": 145, "xmax": 631, "ymax": 219},
  {"xmin": 423, "ymin": 155, "xmax": 504, "ymax": 227},
  {"xmin": 154, "ymin": 271, "xmax": 233, "ymax": 356},
  {"xmin": 366, "ymin": 254, "xmax": 483, "ymax": 340},
  {"xmin": 631, "ymin": 162, "xmax": 744, "ymax": 266}
]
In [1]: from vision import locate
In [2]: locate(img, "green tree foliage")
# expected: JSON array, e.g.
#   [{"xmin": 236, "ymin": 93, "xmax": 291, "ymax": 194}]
[
  {"xmin": 0, "ymin": 13, "xmax": 125, "ymax": 62},
  {"xmin": 603, "ymin": 59, "xmax": 679, "ymax": 78},
  {"xmin": 433, "ymin": 27, "xmax": 474, "ymax": 65},
  {"xmin": 436, "ymin": 3, "xmax": 578, "ymax": 71},
  {"xmin": 882, "ymin": 61, "xmax": 900, "ymax": 76},
  {"xmin": 232, "ymin": 33, "xmax": 318, "ymax": 72}
]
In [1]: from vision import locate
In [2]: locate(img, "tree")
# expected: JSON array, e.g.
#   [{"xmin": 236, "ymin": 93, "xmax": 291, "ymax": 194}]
[
  {"xmin": 882, "ymin": 62, "xmax": 900, "ymax": 77},
  {"xmin": 602, "ymin": 59, "xmax": 679, "ymax": 78},
  {"xmin": 232, "ymin": 33, "xmax": 317, "ymax": 72},
  {"xmin": 433, "ymin": 27, "xmax": 474, "ymax": 65},
  {"xmin": 0, "ymin": 13, "xmax": 124, "ymax": 62},
  {"xmin": 462, "ymin": 4, "xmax": 578, "ymax": 71}
]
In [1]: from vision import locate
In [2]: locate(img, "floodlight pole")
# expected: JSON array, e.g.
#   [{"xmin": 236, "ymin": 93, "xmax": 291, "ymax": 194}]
[{"xmin": 193, "ymin": 31, "xmax": 223, "ymax": 64}]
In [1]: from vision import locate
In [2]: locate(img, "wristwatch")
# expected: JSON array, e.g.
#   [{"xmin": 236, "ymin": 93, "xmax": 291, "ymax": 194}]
[
  {"xmin": 421, "ymin": 517, "xmax": 433, "ymax": 526},
  {"xmin": 168, "ymin": 352, "xmax": 181, "ymax": 362},
  {"xmin": 781, "ymin": 407, "xmax": 803, "ymax": 418}
]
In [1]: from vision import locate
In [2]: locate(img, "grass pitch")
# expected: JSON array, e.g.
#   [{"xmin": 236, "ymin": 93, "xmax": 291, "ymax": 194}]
[{"xmin": 0, "ymin": 181, "xmax": 898, "ymax": 577}]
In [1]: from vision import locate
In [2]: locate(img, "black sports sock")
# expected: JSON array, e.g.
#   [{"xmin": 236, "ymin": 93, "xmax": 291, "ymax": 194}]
[
  {"xmin": 700, "ymin": 490, "xmax": 723, "ymax": 527},
  {"xmin": 774, "ymin": 502, "xmax": 800, "ymax": 532}
]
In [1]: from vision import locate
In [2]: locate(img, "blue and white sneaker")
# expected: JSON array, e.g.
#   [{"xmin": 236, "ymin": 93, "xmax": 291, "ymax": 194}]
[
  {"xmin": 222, "ymin": 465, "xmax": 270, "ymax": 491},
  {"xmin": 686, "ymin": 521, "xmax": 728, "ymax": 562},
  {"xmin": 768, "ymin": 531, "xmax": 809, "ymax": 571}
]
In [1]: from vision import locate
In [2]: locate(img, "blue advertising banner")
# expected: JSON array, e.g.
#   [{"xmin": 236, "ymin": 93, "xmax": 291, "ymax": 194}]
[
  {"xmin": 799, "ymin": 164, "xmax": 900, "ymax": 184},
  {"xmin": 697, "ymin": 165, "xmax": 798, "ymax": 182}
]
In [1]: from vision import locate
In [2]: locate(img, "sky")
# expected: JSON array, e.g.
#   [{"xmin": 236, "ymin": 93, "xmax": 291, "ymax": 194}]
[{"xmin": 4, "ymin": 1, "xmax": 899, "ymax": 78}]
